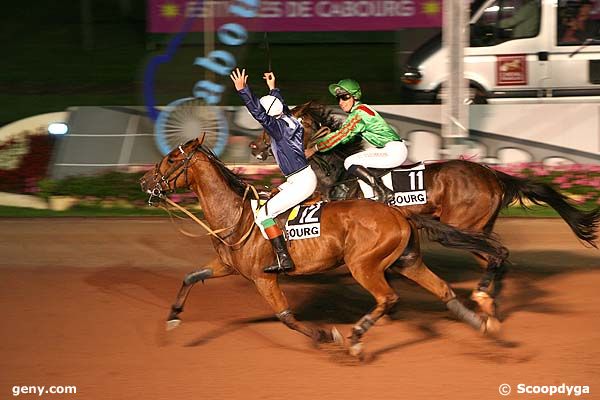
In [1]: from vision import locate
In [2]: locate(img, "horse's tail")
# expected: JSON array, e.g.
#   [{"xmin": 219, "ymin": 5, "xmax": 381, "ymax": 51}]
[
  {"xmin": 406, "ymin": 213, "xmax": 509, "ymax": 261},
  {"xmin": 496, "ymin": 170, "xmax": 600, "ymax": 248}
]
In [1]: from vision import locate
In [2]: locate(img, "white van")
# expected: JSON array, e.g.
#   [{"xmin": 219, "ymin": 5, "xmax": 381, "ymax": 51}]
[{"xmin": 401, "ymin": 0, "xmax": 600, "ymax": 103}]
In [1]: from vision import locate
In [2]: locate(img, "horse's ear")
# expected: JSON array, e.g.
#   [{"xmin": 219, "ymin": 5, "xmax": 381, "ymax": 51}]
[
  {"xmin": 292, "ymin": 101, "xmax": 312, "ymax": 116},
  {"xmin": 198, "ymin": 132, "xmax": 206, "ymax": 144}
]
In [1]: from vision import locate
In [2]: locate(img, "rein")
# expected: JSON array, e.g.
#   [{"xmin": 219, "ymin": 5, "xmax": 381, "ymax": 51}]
[
  {"xmin": 161, "ymin": 184, "xmax": 260, "ymax": 248},
  {"xmin": 307, "ymin": 126, "xmax": 331, "ymax": 148}
]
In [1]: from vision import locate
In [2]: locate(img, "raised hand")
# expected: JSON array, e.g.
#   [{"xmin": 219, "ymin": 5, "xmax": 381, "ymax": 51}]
[
  {"xmin": 304, "ymin": 146, "xmax": 317, "ymax": 159},
  {"xmin": 263, "ymin": 72, "xmax": 276, "ymax": 90},
  {"xmin": 230, "ymin": 68, "xmax": 248, "ymax": 91}
]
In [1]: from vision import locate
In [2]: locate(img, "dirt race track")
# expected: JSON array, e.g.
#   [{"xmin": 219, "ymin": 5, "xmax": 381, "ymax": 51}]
[{"xmin": 0, "ymin": 218, "xmax": 599, "ymax": 400}]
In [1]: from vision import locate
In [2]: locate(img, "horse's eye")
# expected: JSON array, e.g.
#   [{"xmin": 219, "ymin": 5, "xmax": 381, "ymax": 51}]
[{"xmin": 167, "ymin": 158, "xmax": 174, "ymax": 164}]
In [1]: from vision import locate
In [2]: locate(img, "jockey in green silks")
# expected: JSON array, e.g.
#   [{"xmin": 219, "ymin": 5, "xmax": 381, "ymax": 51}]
[{"xmin": 304, "ymin": 79, "xmax": 408, "ymax": 203}]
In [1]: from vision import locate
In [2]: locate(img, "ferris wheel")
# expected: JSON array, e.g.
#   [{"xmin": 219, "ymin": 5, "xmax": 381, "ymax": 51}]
[{"xmin": 154, "ymin": 97, "xmax": 229, "ymax": 156}]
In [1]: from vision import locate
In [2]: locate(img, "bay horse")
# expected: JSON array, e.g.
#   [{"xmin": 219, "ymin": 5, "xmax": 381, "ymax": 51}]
[
  {"xmin": 140, "ymin": 138, "xmax": 508, "ymax": 358},
  {"xmin": 249, "ymin": 101, "xmax": 600, "ymax": 316}
]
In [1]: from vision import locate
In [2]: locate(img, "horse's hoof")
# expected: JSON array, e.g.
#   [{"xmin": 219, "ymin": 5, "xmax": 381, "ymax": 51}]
[
  {"xmin": 471, "ymin": 291, "xmax": 496, "ymax": 317},
  {"xmin": 348, "ymin": 342, "xmax": 364, "ymax": 359},
  {"xmin": 471, "ymin": 290, "xmax": 490, "ymax": 300},
  {"xmin": 331, "ymin": 327, "xmax": 345, "ymax": 345},
  {"xmin": 166, "ymin": 318, "xmax": 181, "ymax": 331},
  {"xmin": 482, "ymin": 316, "xmax": 501, "ymax": 335},
  {"xmin": 313, "ymin": 328, "xmax": 334, "ymax": 344}
]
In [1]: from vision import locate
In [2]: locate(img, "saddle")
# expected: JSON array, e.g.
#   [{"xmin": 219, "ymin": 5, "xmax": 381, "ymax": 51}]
[
  {"xmin": 366, "ymin": 161, "xmax": 424, "ymax": 178},
  {"xmin": 256, "ymin": 186, "xmax": 323, "ymax": 204}
]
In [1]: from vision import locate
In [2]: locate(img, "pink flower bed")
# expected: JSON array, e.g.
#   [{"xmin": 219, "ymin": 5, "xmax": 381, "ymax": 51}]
[{"xmin": 493, "ymin": 163, "xmax": 600, "ymax": 205}]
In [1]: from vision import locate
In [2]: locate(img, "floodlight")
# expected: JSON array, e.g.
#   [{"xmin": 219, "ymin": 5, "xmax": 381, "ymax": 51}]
[{"xmin": 48, "ymin": 122, "xmax": 68, "ymax": 135}]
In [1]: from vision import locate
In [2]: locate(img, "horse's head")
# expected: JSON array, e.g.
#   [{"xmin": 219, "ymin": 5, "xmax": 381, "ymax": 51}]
[
  {"xmin": 140, "ymin": 138, "xmax": 202, "ymax": 205},
  {"xmin": 249, "ymin": 132, "xmax": 271, "ymax": 161}
]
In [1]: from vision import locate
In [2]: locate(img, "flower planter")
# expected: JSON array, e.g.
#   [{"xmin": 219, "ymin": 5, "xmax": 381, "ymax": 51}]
[{"xmin": 48, "ymin": 196, "xmax": 78, "ymax": 211}]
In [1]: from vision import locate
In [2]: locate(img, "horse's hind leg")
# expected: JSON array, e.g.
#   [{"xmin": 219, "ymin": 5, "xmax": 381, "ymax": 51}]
[
  {"xmin": 344, "ymin": 268, "xmax": 399, "ymax": 358},
  {"xmin": 471, "ymin": 251, "xmax": 508, "ymax": 317},
  {"xmin": 167, "ymin": 257, "xmax": 234, "ymax": 330},
  {"xmin": 253, "ymin": 277, "xmax": 337, "ymax": 343},
  {"xmin": 469, "ymin": 215, "xmax": 509, "ymax": 318},
  {"xmin": 441, "ymin": 206, "xmax": 508, "ymax": 318},
  {"xmin": 396, "ymin": 258, "xmax": 499, "ymax": 334}
]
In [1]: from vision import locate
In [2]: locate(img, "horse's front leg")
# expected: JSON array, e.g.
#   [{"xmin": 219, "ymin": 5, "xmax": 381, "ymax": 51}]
[
  {"xmin": 253, "ymin": 277, "xmax": 338, "ymax": 344},
  {"xmin": 167, "ymin": 257, "xmax": 234, "ymax": 330}
]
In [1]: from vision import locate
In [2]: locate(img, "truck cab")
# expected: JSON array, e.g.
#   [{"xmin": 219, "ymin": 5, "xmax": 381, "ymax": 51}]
[{"xmin": 401, "ymin": 0, "xmax": 600, "ymax": 103}]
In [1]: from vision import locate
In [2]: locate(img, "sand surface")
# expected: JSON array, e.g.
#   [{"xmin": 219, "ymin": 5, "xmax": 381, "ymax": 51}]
[{"xmin": 0, "ymin": 218, "xmax": 598, "ymax": 399}]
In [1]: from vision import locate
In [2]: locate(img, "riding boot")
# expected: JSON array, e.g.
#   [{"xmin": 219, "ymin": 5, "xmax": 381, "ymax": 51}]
[
  {"xmin": 347, "ymin": 164, "xmax": 394, "ymax": 203},
  {"xmin": 262, "ymin": 224, "xmax": 295, "ymax": 274}
]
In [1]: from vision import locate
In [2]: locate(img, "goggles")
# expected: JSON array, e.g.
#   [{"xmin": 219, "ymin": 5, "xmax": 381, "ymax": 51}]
[{"xmin": 336, "ymin": 94, "xmax": 353, "ymax": 101}]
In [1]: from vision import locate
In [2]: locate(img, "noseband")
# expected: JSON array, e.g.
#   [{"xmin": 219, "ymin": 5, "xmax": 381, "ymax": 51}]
[
  {"xmin": 256, "ymin": 132, "xmax": 273, "ymax": 159},
  {"xmin": 147, "ymin": 145, "xmax": 198, "ymax": 205}
]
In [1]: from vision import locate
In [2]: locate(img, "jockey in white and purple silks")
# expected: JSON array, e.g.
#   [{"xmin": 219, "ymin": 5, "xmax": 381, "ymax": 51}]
[{"xmin": 230, "ymin": 68, "xmax": 317, "ymax": 274}]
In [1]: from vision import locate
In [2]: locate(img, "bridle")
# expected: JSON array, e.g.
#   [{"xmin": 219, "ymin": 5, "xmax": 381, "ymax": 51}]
[
  {"xmin": 251, "ymin": 132, "xmax": 273, "ymax": 161},
  {"xmin": 145, "ymin": 143, "xmax": 260, "ymax": 248},
  {"xmin": 147, "ymin": 145, "xmax": 198, "ymax": 206}
]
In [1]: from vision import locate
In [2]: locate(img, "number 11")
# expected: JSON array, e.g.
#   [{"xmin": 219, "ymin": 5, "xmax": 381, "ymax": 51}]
[{"xmin": 408, "ymin": 170, "xmax": 424, "ymax": 191}]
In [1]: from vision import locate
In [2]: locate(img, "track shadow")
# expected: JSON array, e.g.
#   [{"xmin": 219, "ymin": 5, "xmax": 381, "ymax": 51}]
[
  {"xmin": 84, "ymin": 266, "xmax": 184, "ymax": 310},
  {"xmin": 368, "ymin": 322, "xmax": 442, "ymax": 362},
  {"xmin": 420, "ymin": 246, "xmax": 599, "ymax": 282},
  {"xmin": 184, "ymin": 316, "xmax": 278, "ymax": 347},
  {"xmin": 278, "ymin": 248, "xmax": 598, "ymax": 327}
]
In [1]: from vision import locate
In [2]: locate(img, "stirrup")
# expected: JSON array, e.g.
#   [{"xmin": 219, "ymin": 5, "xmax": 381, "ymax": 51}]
[
  {"xmin": 372, "ymin": 187, "xmax": 394, "ymax": 204},
  {"xmin": 263, "ymin": 254, "xmax": 294, "ymax": 274},
  {"xmin": 263, "ymin": 259, "xmax": 294, "ymax": 274},
  {"xmin": 383, "ymin": 190, "xmax": 395, "ymax": 205},
  {"xmin": 371, "ymin": 194, "xmax": 384, "ymax": 203},
  {"xmin": 263, "ymin": 263, "xmax": 293, "ymax": 274}
]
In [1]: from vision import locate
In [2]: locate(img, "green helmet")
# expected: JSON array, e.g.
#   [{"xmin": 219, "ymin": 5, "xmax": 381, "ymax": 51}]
[{"xmin": 328, "ymin": 79, "xmax": 362, "ymax": 100}]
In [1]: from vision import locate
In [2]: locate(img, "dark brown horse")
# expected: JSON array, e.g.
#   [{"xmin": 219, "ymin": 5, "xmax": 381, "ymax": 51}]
[
  {"xmin": 140, "ymin": 138, "xmax": 508, "ymax": 358},
  {"xmin": 250, "ymin": 101, "xmax": 600, "ymax": 316}
]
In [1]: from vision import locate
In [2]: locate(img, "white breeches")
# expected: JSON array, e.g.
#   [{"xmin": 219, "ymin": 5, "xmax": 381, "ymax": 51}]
[
  {"xmin": 255, "ymin": 166, "xmax": 317, "ymax": 226},
  {"xmin": 343, "ymin": 140, "xmax": 408, "ymax": 200}
]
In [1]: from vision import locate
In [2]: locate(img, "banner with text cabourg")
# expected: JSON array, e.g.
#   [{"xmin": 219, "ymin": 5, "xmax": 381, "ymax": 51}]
[{"xmin": 148, "ymin": 0, "xmax": 442, "ymax": 33}]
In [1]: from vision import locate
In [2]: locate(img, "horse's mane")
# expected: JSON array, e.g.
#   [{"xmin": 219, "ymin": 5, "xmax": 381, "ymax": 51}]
[
  {"xmin": 295, "ymin": 101, "xmax": 342, "ymax": 132},
  {"xmin": 196, "ymin": 144, "xmax": 248, "ymax": 197},
  {"xmin": 295, "ymin": 101, "xmax": 363, "ymax": 158}
]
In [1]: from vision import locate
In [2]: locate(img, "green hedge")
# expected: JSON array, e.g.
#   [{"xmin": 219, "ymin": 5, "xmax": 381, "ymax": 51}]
[
  {"xmin": 36, "ymin": 166, "xmax": 284, "ymax": 206},
  {"xmin": 38, "ymin": 171, "xmax": 149, "ymax": 203}
]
